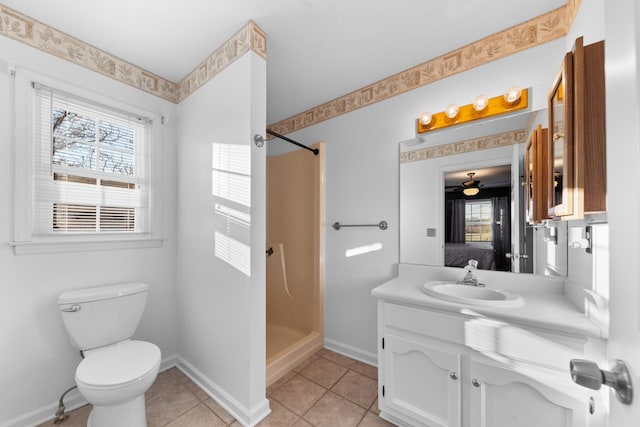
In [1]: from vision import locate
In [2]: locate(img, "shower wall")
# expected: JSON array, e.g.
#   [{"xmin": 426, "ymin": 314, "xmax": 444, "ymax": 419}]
[{"xmin": 266, "ymin": 144, "xmax": 324, "ymax": 383}]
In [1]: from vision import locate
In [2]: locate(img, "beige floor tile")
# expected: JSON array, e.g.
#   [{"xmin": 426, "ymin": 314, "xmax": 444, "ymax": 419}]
[
  {"xmin": 257, "ymin": 399, "xmax": 299, "ymax": 426},
  {"xmin": 267, "ymin": 370, "xmax": 296, "ymax": 395},
  {"xmin": 320, "ymin": 350, "xmax": 358, "ymax": 369},
  {"xmin": 332, "ymin": 370, "xmax": 378, "ymax": 409},
  {"xmin": 203, "ymin": 398, "xmax": 235, "ymax": 424},
  {"xmin": 352, "ymin": 361, "xmax": 378, "ymax": 380},
  {"xmin": 164, "ymin": 403, "xmax": 227, "ymax": 427},
  {"xmin": 300, "ymin": 357, "xmax": 348, "ymax": 388},
  {"xmin": 146, "ymin": 368, "xmax": 184, "ymax": 402},
  {"xmin": 230, "ymin": 422, "xmax": 243, "ymax": 427},
  {"xmin": 164, "ymin": 366, "xmax": 192, "ymax": 384},
  {"xmin": 37, "ymin": 404, "xmax": 92, "ymax": 427},
  {"xmin": 292, "ymin": 353, "xmax": 320, "ymax": 373},
  {"xmin": 369, "ymin": 397, "xmax": 380, "ymax": 415},
  {"xmin": 357, "ymin": 411, "xmax": 395, "ymax": 426},
  {"xmin": 271, "ymin": 374, "xmax": 327, "ymax": 416},
  {"xmin": 146, "ymin": 382, "xmax": 200, "ymax": 426},
  {"xmin": 303, "ymin": 392, "xmax": 366, "ymax": 427},
  {"xmin": 185, "ymin": 380, "xmax": 210, "ymax": 401},
  {"xmin": 293, "ymin": 418, "xmax": 314, "ymax": 426}
]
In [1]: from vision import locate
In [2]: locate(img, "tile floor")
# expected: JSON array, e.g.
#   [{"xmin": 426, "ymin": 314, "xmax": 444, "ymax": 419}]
[{"xmin": 41, "ymin": 348, "xmax": 394, "ymax": 427}]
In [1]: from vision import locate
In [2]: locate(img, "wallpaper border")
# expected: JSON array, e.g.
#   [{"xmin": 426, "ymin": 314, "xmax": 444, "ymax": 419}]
[
  {"xmin": 0, "ymin": 5, "xmax": 266, "ymax": 103},
  {"xmin": 268, "ymin": 4, "xmax": 576, "ymax": 134},
  {"xmin": 400, "ymin": 129, "xmax": 527, "ymax": 164},
  {"xmin": 1, "ymin": 1, "xmax": 582, "ymax": 113}
]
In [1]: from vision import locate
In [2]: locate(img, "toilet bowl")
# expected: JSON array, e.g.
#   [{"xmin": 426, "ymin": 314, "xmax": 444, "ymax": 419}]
[{"xmin": 58, "ymin": 283, "xmax": 161, "ymax": 427}]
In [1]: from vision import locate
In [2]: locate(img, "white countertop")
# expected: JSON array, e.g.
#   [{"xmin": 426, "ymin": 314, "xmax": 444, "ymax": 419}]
[{"xmin": 372, "ymin": 264, "xmax": 604, "ymax": 339}]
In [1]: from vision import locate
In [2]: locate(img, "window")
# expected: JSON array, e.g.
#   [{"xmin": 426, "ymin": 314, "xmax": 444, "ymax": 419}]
[
  {"xmin": 465, "ymin": 199, "xmax": 493, "ymax": 243},
  {"xmin": 12, "ymin": 72, "xmax": 162, "ymax": 253}
]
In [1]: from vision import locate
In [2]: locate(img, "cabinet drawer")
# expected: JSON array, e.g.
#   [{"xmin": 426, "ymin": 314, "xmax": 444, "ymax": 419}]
[
  {"xmin": 464, "ymin": 319, "xmax": 588, "ymax": 371},
  {"xmin": 383, "ymin": 302, "xmax": 465, "ymax": 344}
]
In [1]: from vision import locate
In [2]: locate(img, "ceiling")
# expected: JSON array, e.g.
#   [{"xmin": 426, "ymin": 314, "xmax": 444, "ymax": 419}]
[{"xmin": 2, "ymin": 0, "xmax": 566, "ymax": 124}]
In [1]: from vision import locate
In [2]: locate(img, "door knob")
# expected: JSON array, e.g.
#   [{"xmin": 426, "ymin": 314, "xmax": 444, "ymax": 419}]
[{"xmin": 570, "ymin": 359, "xmax": 633, "ymax": 404}]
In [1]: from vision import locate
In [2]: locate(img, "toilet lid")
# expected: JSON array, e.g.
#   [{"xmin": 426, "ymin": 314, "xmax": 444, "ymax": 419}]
[{"xmin": 76, "ymin": 340, "xmax": 161, "ymax": 387}]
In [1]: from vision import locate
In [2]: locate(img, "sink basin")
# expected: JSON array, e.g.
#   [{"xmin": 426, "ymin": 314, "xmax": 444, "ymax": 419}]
[{"xmin": 421, "ymin": 281, "xmax": 524, "ymax": 307}]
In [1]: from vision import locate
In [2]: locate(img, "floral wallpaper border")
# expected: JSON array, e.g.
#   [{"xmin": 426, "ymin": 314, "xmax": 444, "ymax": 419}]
[
  {"xmin": 269, "ymin": 1, "xmax": 582, "ymax": 134},
  {"xmin": 0, "ymin": 5, "xmax": 266, "ymax": 103},
  {"xmin": 176, "ymin": 21, "xmax": 266, "ymax": 103},
  {"xmin": 1, "ymin": 1, "xmax": 581, "ymax": 111},
  {"xmin": 400, "ymin": 129, "xmax": 527, "ymax": 164}
]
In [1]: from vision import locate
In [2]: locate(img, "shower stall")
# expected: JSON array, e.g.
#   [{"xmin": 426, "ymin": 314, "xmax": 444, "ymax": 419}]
[{"xmin": 265, "ymin": 142, "xmax": 324, "ymax": 386}]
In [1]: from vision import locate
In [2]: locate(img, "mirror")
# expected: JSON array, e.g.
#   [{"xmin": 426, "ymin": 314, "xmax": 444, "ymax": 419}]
[
  {"xmin": 400, "ymin": 110, "xmax": 568, "ymax": 276},
  {"xmin": 548, "ymin": 52, "xmax": 575, "ymax": 217}
]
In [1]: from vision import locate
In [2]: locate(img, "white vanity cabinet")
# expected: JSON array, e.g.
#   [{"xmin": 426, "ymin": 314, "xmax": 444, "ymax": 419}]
[
  {"xmin": 467, "ymin": 359, "xmax": 587, "ymax": 427},
  {"xmin": 377, "ymin": 300, "xmax": 600, "ymax": 427},
  {"xmin": 382, "ymin": 333, "xmax": 461, "ymax": 427}
]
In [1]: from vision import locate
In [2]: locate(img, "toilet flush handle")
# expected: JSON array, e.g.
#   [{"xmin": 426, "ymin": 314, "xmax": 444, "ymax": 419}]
[{"xmin": 61, "ymin": 304, "xmax": 81, "ymax": 312}]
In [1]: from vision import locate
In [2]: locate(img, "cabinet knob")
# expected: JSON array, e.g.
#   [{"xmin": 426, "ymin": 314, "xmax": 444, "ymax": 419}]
[
  {"xmin": 449, "ymin": 372, "xmax": 458, "ymax": 380},
  {"xmin": 471, "ymin": 379, "xmax": 481, "ymax": 387}
]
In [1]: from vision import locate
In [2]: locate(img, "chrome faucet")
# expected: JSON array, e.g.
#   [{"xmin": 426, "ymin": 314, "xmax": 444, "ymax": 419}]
[{"xmin": 461, "ymin": 259, "xmax": 482, "ymax": 287}]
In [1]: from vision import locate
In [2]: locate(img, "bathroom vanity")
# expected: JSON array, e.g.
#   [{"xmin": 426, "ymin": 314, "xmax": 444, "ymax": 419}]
[{"xmin": 372, "ymin": 264, "xmax": 606, "ymax": 427}]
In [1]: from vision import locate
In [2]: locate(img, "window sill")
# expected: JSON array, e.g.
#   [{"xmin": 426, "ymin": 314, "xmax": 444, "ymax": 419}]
[{"xmin": 10, "ymin": 237, "xmax": 163, "ymax": 255}]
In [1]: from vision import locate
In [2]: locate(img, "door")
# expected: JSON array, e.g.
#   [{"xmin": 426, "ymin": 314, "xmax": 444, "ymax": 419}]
[
  {"xmin": 605, "ymin": 0, "xmax": 640, "ymax": 425},
  {"xmin": 382, "ymin": 334, "xmax": 461, "ymax": 427}
]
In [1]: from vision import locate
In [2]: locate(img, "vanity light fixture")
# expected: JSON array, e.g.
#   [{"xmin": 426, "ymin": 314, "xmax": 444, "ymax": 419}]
[
  {"xmin": 473, "ymin": 94, "xmax": 489, "ymax": 112},
  {"xmin": 445, "ymin": 103, "xmax": 459, "ymax": 119},
  {"xmin": 417, "ymin": 87, "xmax": 529, "ymax": 133},
  {"xmin": 503, "ymin": 86, "xmax": 523, "ymax": 103},
  {"xmin": 418, "ymin": 111, "xmax": 433, "ymax": 126}
]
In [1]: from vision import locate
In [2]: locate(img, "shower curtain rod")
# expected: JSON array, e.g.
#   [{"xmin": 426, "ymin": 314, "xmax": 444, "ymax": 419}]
[{"xmin": 266, "ymin": 129, "xmax": 319, "ymax": 155}]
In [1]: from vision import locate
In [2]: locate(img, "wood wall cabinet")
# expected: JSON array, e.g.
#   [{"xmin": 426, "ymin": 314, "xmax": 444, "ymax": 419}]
[
  {"xmin": 526, "ymin": 124, "xmax": 550, "ymax": 224},
  {"xmin": 548, "ymin": 37, "xmax": 606, "ymax": 219}
]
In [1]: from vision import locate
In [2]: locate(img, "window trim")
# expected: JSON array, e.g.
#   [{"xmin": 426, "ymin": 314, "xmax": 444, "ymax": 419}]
[
  {"xmin": 464, "ymin": 198, "xmax": 493, "ymax": 244},
  {"xmin": 12, "ymin": 69, "xmax": 163, "ymax": 254}
]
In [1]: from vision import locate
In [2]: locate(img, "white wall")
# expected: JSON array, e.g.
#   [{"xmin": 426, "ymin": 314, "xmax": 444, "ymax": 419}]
[
  {"xmin": 266, "ymin": 40, "xmax": 566, "ymax": 362},
  {"xmin": 176, "ymin": 51, "xmax": 268, "ymax": 424},
  {"xmin": 0, "ymin": 37, "xmax": 178, "ymax": 426}
]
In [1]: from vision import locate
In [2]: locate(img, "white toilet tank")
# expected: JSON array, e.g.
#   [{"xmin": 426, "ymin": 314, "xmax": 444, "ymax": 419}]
[{"xmin": 58, "ymin": 282, "xmax": 149, "ymax": 351}]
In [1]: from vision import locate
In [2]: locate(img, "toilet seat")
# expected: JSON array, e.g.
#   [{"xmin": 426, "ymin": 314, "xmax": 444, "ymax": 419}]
[{"xmin": 76, "ymin": 340, "xmax": 161, "ymax": 388}]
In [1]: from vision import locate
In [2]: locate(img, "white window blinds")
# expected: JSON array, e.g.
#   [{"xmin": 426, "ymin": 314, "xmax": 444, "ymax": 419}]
[{"xmin": 31, "ymin": 82, "xmax": 152, "ymax": 236}]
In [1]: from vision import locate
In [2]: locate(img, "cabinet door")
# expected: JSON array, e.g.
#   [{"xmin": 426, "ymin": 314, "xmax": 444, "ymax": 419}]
[
  {"xmin": 382, "ymin": 334, "xmax": 461, "ymax": 427},
  {"xmin": 548, "ymin": 51, "xmax": 575, "ymax": 218},
  {"xmin": 525, "ymin": 125, "xmax": 550, "ymax": 224},
  {"xmin": 468, "ymin": 359, "xmax": 588, "ymax": 427}
]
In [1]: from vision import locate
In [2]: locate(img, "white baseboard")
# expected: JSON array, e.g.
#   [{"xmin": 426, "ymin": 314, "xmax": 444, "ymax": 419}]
[
  {"xmin": 323, "ymin": 337, "xmax": 378, "ymax": 367},
  {"xmin": 0, "ymin": 354, "xmax": 179, "ymax": 427},
  {"xmin": 176, "ymin": 356, "xmax": 270, "ymax": 427}
]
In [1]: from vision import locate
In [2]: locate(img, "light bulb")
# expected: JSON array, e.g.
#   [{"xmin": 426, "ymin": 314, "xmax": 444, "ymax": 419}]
[
  {"xmin": 418, "ymin": 112, "xmax": 432, "ymax": 126},
  {"xmin": 504, "ymin": 86, "xmax": 522, "ymax": 103},
  {"xmin": 445, "ymin": 103, "xmax": 459, "ymax": 119},
  {"xmin": 473, "ymin": 94, "xmax": 489, "ymax": 111}
]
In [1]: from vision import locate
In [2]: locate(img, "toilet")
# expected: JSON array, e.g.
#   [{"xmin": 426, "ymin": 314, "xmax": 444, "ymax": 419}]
[{"xmin": 58, "ymin": 282, "xmax": 161, "ymax": 427}]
